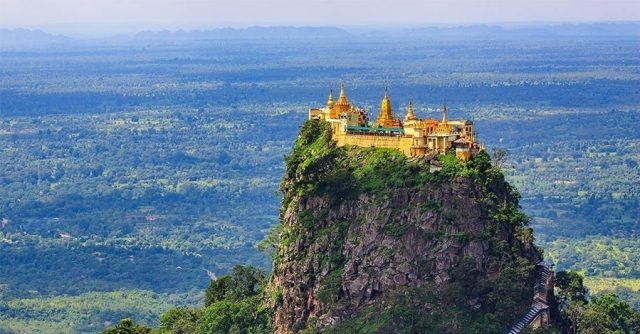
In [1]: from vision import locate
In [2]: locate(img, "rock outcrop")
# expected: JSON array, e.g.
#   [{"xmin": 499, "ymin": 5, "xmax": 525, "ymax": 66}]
[{"xmin": 269, "ymin": 120, "xmax": 541, "ymax": 333}]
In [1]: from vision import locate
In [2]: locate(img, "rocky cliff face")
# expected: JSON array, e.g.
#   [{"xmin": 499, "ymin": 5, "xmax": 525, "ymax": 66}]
[{"xmin": 269, "ymin": 121, "xmax": 541, "ymax": 333}]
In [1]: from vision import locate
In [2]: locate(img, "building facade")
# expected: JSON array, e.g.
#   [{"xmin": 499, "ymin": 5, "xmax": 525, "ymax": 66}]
[{"xmin": 309, "ymin": 84, "xmax": 482, "ymax": 160}]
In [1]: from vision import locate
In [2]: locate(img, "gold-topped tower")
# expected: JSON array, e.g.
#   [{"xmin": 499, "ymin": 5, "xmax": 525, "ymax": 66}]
[
  {"xmin": 331, "ymin": 83, "xmax": 351, "ymax": 118},
  {"xmin": 376, "ymin": 87, "xmax": 399, "ymax": 128}
]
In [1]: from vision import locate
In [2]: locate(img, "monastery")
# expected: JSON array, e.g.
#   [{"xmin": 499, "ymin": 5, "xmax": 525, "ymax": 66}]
[{"xmin": 308, "ymin": 84, "xmax": 482, "ymax": 160}]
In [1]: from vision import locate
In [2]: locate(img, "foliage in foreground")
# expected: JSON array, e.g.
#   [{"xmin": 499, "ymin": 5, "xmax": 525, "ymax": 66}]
[
  {"xmin": 554, "ymin": 270, "xmax": 640, "ymax": 334},
  {"xmin": 135, "ymin": 267, "xmax": 640, "ymax": 334},
  {"xmin": 101, "ymin": 318, "xmax": 151, "ymax": 334},
  {"xmin": 148, "ymin": 265, "xmax": 271, "ymax": 334}
]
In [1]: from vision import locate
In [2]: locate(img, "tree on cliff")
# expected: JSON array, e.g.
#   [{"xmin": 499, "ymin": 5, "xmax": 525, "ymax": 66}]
[
  {"xmin": 101, "ymin": 318, "xmax": 151, "ymax": 334},
  {"xmin": 205, "ymin": 265, "xmax": 266, "ymax": 306},
  {"xmin": 554, "ymin": 270, "xmax": 640, "ymax": 334},
  {"xmin": 153, "ymin": 265, "xmax": 270, "ymax": 334}
]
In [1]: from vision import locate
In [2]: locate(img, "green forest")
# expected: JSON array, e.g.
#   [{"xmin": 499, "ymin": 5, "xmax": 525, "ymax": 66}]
[{"xmin": 0, "ymin": 25, "xmax": 639, "ymax": 332}]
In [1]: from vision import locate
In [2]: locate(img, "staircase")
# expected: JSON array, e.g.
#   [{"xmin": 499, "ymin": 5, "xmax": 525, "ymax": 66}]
[
  {"xmin": 507, "ymin": 301, "xmax": 548, "ymax": 334},
  {"xmin": 507, "ymin": 263, "xmax": 553, "ymax": 334},
  {"xmin": 534, "ymin": 265, "xmax": 553, "ymax": 302}
]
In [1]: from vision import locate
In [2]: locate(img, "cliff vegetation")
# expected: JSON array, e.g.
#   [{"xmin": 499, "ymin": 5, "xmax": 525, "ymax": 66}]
[{"xmin": 269, "ymin": 120, "xmax": 541, "ymax": 333}]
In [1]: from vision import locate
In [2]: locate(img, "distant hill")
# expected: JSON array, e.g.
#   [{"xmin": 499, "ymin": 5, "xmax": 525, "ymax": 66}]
[
  {"xmin": 130, "ymin": 26, "xmax": 349, "ymax": 41},
  {"xmin": 0, "ymin": 28, "xmax": 72, "ymax": 49},
  {"xmin": 374, "ymin": 22, "xmax": 640, "ymax": 39},
  {"xmin": 0, "ymin": 26, "xmax": 349, "ymax": 48},
  {"xmin": 3, "ymin": 22, "xmax": 639, "ymax": 46}
]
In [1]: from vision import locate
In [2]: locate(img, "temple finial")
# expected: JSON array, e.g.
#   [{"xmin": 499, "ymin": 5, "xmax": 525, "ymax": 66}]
[
  {"xmin": 337, "ymin": 83, "xmax": 348, "ymax": 103},
  {"xmin": 442, "ymin": 100, "xmax": 448, "ymax": 123},
  {"xmin": 377, "ymin": 86, "xmax": 395, "ymax": 127},
  {"xmin": 327, "ymin": 89, "xmax": 335, "ymax": 108},
  {"xmin": 405, "ymin": 100, "xmax": 416, "ymax": 121}
]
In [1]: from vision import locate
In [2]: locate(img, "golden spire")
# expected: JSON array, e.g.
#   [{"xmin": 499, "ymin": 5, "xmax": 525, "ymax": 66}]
[
  {"xmin": 377, "ymin": 86, "xmax": 396, "ymax": 127},
  {"xmin": 327, "ymin": 89, "xmax": 335, "ymax": 108},
  {"xmin": 330, "ymin": 82, "xmax": 350, "ymax": 117},
  {"xmin": 337, "ymin": 83, "xmax": 348, "ymax": 105},
  {"xmin": 405, "ymin": 100, "xmax": 416, "ymax": 121}
]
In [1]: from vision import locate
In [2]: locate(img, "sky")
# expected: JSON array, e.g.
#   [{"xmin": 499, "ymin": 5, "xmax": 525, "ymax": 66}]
[{"xmin": 1, "ymin": 0, "xmax": 639, "ymax": 33}]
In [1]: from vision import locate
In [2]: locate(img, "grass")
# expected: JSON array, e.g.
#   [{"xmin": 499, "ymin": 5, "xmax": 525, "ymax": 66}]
[
  {"xmin": 0, "ymin": 289, "xmax": 201, "ymax": 334},
  {"xmin": 584, "ymin": 277, "xmax": 640, "ymax": 294}
]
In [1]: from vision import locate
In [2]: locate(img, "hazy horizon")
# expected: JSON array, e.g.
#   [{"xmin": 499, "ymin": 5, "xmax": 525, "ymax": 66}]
[
  {"xmin": 2, "ymin": 0, "xmax": 639, "ymax": 37},
  {"xmin": 2, "ymin": 21, "xmax": 640, "ymax": 39}
]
